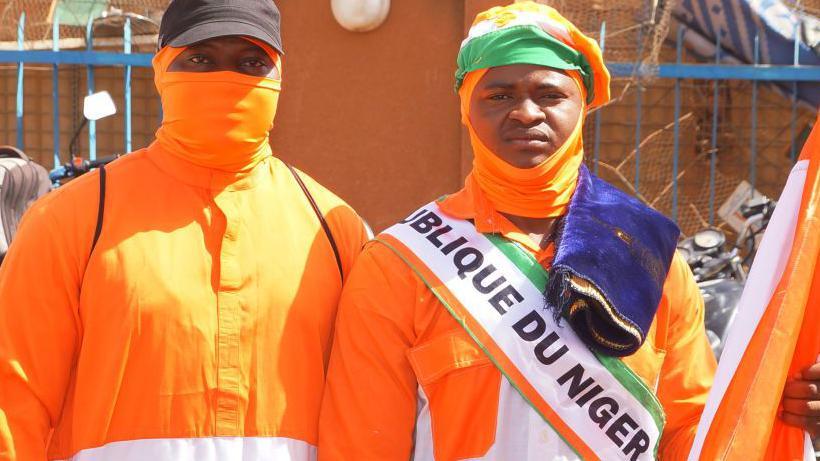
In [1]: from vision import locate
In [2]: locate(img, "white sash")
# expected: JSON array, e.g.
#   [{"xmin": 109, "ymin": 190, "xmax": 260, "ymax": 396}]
[{"xmin": 379, "ymin": 202, "xmax": 664, "ymax": 461}]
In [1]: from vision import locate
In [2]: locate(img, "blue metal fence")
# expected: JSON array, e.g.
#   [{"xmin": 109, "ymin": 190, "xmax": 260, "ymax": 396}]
[
  {"xmin": 1, "ymin": 14, "xmax": 818, "ymax": 227},
  {"xmin": 1, "ymin": 12, "xmax": 153, "ymax": 164}
]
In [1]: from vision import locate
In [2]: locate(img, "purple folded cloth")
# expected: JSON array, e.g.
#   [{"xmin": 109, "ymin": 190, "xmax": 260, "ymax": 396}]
[{"xmin": 546, "ymin": 166, "xmax": 680, "ymax": 357}]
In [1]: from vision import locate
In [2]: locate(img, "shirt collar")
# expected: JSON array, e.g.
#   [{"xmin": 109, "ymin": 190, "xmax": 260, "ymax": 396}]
[
  {"xmin": 438, "ymin": 175, "xmax": 556, "ymax": 263},
  {"xmin": 145, "ymin": 141, "xmax": 273, "ymax": 191}
]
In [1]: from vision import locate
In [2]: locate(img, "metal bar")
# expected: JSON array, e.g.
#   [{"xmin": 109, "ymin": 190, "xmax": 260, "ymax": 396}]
[
  {"xmin": 634, "ymin": 25, "xmax": 643, "ymax": 195},
  {"xmin": 790, "ymin": 22, "xmax": 799, "ymax": 163},
  {"xmin": 124, "ymin": 18, "xmax": 132, "ymax": 153},
  {"xmin": 52, "ymin": 13, "xmax": 60, "ymax": 168},
  {"xmin": 672, "ymin": 26, "xmax": 684, "ymax": 223},
  {"xmin": 593, "ymin": 21, "xmax": 606, "ymax": 177},
  {"xmin": 634, "ymin": 88, "xmax": 642, "ymax": 194},
  {"xmin": 16, "ymin": 13, "xmax": 25, "ymax": 150},
  {"xmin": 0, "ymin": 50, "xmax": 816, "ymax": 81},
  {"xmin": 1, "ymin": 51, "xmax": 816, "ymax": 81},
  {"xmin": 86, "ymin": 19, "xmax": 96, "ymax": 160},
  {"xmin": 709, "ymin": 33, "xmax": 720, "ymax": 226},
  {"xmin": 605, "ymin": 62, "xmax": 820, "ymax": 80},
  {"xmin": 0, "ymin": 34, "xmax": 158, "ymax": 51},
  {"xmin": 750, "ymin": 35, "xmax": 759, "ymax": 196},
  {"xmin": 0, "ymin": 50, "xmax": 153, "ymax": 66}
]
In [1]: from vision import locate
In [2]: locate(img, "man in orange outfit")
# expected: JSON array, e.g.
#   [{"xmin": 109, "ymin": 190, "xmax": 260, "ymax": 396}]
[
  {"xmin": 319, "ymin": 3, "xmax": 716, "ymax": 460},
  {"xmin": 0, "ymin": 0, "xmax": 367, "ymax": 460}
]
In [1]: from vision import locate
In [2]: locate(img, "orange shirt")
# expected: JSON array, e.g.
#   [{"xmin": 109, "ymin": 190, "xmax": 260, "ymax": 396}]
[
  {"xmin": 318, "ymin": 186, "xmax": 716, "ymax": 461},
  {"xmin": 0, "ymin": 144, "xmax": 367, "ymax": 460}
]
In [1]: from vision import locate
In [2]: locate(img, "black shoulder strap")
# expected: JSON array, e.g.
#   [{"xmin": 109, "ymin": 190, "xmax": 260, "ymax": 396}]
[
  {"xmin": 90, "ymin": 165, "xmax": 106, "ymax": 255},
  {"xmin": 287, "ymin": 164, "xmax": 344, "ymax": 282}
]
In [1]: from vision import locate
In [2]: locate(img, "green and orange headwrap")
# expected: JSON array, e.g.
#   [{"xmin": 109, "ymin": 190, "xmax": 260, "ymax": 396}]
[{"xmin": 455, "ymin": 1, "xmax": 610, "ymax": 109}]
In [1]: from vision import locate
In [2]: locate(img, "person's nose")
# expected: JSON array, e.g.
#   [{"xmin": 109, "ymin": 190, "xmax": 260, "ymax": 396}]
[{"xmin": 508, "ymin": 98, "xmax": 546, "ymax": 125}]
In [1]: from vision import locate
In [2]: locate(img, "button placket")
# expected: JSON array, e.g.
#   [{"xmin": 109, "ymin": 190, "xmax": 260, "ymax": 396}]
[{"xmin": 213, "ymin": 190, "xmax": 243, "ymax": 435}]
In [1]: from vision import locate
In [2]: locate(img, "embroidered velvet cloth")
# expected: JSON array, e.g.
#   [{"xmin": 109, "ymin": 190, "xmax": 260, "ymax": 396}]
[{"xmin": 546, "ymin": 166, "xmax": 680, "ymax": 356}]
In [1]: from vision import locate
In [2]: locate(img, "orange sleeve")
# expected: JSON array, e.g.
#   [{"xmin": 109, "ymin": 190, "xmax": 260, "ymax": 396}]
[
  {"xmin": 656, "ymin": 253, "xmax": 717, "ymax": 460},
  {"xmin": 318, "ymin": 243, "xmax": 419, "ymax": 461},
  {"xmin": 0, "ymin": 192, "xmax": 85, "ymax": 460}
]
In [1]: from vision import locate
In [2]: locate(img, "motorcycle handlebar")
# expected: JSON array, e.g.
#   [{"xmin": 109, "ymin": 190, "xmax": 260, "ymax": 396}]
[
  {"xmin": 49, "ymin": 154, "xmax": 120, "ymax": 182},
  {"xmin": 741, "ymin": 204, "xmax": 765, "ymax": 218},
  {"xmin": 740, "ymin": 198, "xmax": 776, "ymax": 219},
  {"xmin": 48, "ymin": 165, "xmax": 68, "ymax": 182},
  {"xmin": 88, "ymin": 155, "xmax": 119, "ymax": 168}
]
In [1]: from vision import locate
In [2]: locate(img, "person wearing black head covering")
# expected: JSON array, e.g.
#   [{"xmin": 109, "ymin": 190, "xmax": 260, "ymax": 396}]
[{"xmin": 0, "ymin": 1, "xmax": 368, "ymax": 460}]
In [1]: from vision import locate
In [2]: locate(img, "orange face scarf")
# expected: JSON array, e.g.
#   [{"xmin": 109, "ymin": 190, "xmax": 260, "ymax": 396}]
[
  {"xmin": 152, "ymin": 38, "xmax": 282, "ymax": 172},
  {"xmin": 459, "ymin": 68, "xmax": 588, "ymax": 218}
]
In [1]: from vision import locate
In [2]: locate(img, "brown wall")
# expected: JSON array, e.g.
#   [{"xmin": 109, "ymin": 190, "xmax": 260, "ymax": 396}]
[{"xmin": 271, "ymin": 0, "xmax": 466, "ymax": 231}]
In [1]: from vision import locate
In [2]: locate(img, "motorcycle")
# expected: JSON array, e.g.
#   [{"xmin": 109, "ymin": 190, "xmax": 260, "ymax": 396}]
[{"xmin": 678, "ymin": 196, "xmax": 777, "ymax": 359}]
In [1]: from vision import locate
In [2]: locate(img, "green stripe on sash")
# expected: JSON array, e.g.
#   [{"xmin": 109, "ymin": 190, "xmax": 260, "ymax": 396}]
[
  {"xmin": 485, "ymin": 234, "xmax": 548, "ymax": 290},
  {"xmin": 483, "ymin": 234, "xmax": 666, "ymax": 456}
]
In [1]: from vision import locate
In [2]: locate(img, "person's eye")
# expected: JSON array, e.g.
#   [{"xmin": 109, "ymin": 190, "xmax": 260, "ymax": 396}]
[
  {"xmin": 488, "ymin": 93, "xmax": 511, "ymax": 101},
  {"xmin": 242, "ymin": 58, "xmax": 267, "ymax": 68},
  {"xmin": 540, "ymin": 92, "xmax": 566, "ymax": 101},
  {"xmin": 188, "ymin": 54, "xmax": 209, "ymax": 64}
]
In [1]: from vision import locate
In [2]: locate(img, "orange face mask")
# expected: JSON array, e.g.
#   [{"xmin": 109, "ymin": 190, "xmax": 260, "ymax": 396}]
[
  {"xmin": 459, "ymin": 68, "xmax": 587, "ymax": 219},
  {"xmin": 152, "ymin": 38, "xmax": 282, "ymax": 172}
]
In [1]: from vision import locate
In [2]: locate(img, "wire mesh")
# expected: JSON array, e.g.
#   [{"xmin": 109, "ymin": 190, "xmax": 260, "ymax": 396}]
[
  {"xmin": 0, "ymin": 0, "xmax": 164, "ymax": 47},
  {"xmin": 583, "ymin": 43, "xmax": 817, "ymax": 237},
  {"xmin": 529, "ymin": 0, "xmax": 674, "ymax": 78}
]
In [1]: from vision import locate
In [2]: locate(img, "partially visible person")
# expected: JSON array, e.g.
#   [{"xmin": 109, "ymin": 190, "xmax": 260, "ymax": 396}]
[
  {"xmin": 318, "ymin": 3, "xmax": 715, "ymax": 460},
  {"xmin": 0, "ymin": 0, "xmax": 367, "ymax": 460}
]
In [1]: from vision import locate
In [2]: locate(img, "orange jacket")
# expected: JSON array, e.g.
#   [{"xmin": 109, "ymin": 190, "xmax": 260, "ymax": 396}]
[
  {"xmin": 0, "ymin": 144, "xmax": 367, "ymax": 460},
  {"xmin": 318, "ymin": 187, "xmax": 717, "ymax": 461}
]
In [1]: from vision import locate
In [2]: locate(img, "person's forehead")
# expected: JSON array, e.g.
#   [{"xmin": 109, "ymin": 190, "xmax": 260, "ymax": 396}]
[{"xmin": 480, "ymin": 64, "xmax": 573, "ymax": 88}]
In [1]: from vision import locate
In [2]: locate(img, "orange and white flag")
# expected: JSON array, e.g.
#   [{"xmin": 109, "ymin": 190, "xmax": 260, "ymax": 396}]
[{"xmin": 688, "ymin": 117, "xmax": 820, "ymax": 461}]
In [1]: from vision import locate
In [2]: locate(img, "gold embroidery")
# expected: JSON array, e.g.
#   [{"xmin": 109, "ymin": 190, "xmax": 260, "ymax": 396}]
[
  {"xmin": 567, "ymin": 275, "xmax": 643, "ymax": 350},
  {"xmin": 614, "ymin": 228, "xmax": 633, "ymax": 245}
]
